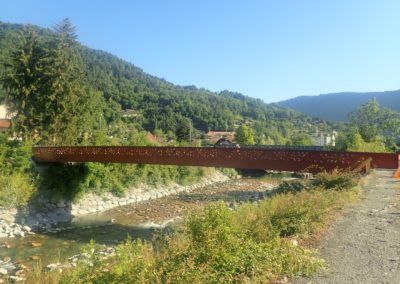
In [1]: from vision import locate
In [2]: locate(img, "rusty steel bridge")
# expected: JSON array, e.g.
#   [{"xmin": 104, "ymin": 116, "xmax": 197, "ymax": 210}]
[{"xmin": 31, "ymin": 146, "xmax": 400, "ymax": 174}]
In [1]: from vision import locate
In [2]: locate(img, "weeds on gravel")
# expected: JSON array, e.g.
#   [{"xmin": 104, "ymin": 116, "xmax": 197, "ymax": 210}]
[
  {"xmin": 31, "ymin": 172, "xmax": 359, "ymax": 284},
  {"xmin": 312, "ymin": 171, "xmax": 358, "ymax": 191},
  {"xmin": 274, "ymin": 171, "xmax": 358, "ymax": 195},
  {"xmin": 27, "ymin": 259, "xmax": 63, "ymax": 284}
]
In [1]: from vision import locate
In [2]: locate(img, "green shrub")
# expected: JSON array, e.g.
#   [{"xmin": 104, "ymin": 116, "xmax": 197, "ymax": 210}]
[
  {"xmin": 218, "ymin": 167, "xmax": 238, "ymax": 178},
  {"xmin": 274, "ymin": 180, "xmax": 309, "ymax": 194},
  {"xmin": 0, "ymin": 138, "xmax": 33, "ymax": 174},
  {"xmin": 0, "ymin": 138, "xmax": 38, "ymax": 208},
  {"xmin": 312, "ymin": 172, "xmax": 358, "ymax": 191},
  {"xmin": 0, "ymin": 172, "xmax": 35, "ymax": 208},
  {"xmin": 274, "ymin": 171, "xmax": 358, "ymax": 196}
]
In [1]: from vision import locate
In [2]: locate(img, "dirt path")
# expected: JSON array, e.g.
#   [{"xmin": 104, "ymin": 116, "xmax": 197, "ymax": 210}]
[{"xmin": 294, "ymin": 170, "xmax": 400, "ymax": 284}]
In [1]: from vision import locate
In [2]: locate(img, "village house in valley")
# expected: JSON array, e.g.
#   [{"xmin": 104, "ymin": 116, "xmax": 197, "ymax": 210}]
[
  {"xmin": 0, "ymin": 105, "xmax": 11, "ymax": 132},
  {"xmin": 206, "ymin": 131, "xmax": 235, "ymax": 143}
]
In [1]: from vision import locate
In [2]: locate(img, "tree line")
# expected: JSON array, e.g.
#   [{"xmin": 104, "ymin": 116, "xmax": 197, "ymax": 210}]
[{"xmin": 0, "ymin": 19, "xmax": 328, "ymax": 146}]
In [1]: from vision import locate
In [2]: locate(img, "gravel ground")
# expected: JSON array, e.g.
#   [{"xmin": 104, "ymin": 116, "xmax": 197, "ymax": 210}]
[
  {"xmin": 293, "ymin": 170, "xmax": 400, "ymax": 284},
  {"xmin": 103, "ymin": 177, "xmax": 277, "ymax": 224}
]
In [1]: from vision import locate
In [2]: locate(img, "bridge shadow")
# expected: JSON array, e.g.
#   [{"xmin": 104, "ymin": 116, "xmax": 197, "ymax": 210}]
[{"xmin": 11, "ymin": 163, "xmax": 90, "ymax": 234}]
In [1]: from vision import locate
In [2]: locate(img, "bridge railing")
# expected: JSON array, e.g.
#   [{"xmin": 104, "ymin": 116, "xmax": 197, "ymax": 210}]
[
  {"xmin": 352, "ymin": 157, "xmax": 372, "ymax": 174},
  {"xmin": 32, "ymin": 146, "xmax": 399, "ymax": 174}
]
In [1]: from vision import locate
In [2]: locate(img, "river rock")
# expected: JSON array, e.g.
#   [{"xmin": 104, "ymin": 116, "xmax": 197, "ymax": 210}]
[
  {"xmin": 56, "ymin": 200, "xmax": 66, "ymax": 208},
  {"xmin": 31, "ymin": 242, "xmax": 42, "ymax": 248},
  {"xmin": 1, "ymin": 243, "xmax": 10, "ymax": 249},
  {"xmin": 22, "ymin": 226, "xmax": 31, "ymax": 232},
  {"xmin": 15, "ymin": 269, "xmax": 25, "ymax": 276},
  {"xmin": 8, "ymin": 275, "xmax": 25, "ymax": 282},
  {"xmin": 0, "ymin": 268, "xmax": 7, "ymax": 275},
  {"xmin": 14, "ymin": 231, "xmax": 24, "ymax": 238},
  {"xmin": 46, "ymin": 263, "xmax": 61, "ymax": 272}
]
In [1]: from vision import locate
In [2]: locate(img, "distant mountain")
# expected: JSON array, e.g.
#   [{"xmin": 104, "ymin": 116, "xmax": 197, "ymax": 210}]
[{"xmin": 276, "ymin": 90, "xmax": 400, "ymax": 121}]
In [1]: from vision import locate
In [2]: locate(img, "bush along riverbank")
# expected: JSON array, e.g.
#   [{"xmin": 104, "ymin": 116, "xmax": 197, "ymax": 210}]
[{"xmin": 29, "ymin": 171, "xmax": 360, "ymax": 283}]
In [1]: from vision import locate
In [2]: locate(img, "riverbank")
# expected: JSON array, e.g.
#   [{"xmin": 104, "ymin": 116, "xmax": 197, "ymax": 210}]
[
  {"xmin": 0, "ymin": 170, "xmax": 230, "ymax": 239},
  {"xmin": 0, "ymin": 175, "xmax": 278, "ymax": 283},
  {"xmin": 37, "ymin": 171, "xmax": 360, "ymax": 283}
]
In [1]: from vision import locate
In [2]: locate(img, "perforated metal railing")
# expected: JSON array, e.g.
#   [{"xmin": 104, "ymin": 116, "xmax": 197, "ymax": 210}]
[{"xmin": 32, "ymin": 146, "xmax": 399, "ymax": 174}]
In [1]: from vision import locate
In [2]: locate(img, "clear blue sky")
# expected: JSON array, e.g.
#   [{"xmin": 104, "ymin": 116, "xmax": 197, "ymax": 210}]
[{"xmin": 2, "ymin": 0, "xmax": 400, "ymax": 103}]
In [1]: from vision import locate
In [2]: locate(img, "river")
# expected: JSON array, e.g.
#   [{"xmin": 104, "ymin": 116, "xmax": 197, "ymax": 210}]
[{"xmin": 0, "ymin": 174, "xmax": 287, "ymax": 270}]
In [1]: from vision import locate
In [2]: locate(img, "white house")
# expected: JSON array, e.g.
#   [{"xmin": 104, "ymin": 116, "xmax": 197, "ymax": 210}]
[
  {"xmin": 0, "ymin": 105, "xmax": 11, "ymax": 132},
  {"xmin": 0, "ymin": 105, "xmax": 8, "ymax": 119}
]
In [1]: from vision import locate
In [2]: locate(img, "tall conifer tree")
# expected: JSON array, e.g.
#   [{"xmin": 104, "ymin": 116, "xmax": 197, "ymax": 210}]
[{"xmin": 2, "ymin": 19, "xmax": 103, "ymax": 145}]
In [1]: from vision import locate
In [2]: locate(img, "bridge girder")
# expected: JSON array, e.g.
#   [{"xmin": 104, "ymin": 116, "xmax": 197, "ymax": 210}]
[{"xmin": 32, "ymin": 146, "xmax": 399, "ymax": 174}]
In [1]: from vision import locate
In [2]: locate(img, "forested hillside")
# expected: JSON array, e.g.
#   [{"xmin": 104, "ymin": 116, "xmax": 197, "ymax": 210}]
[
  {"xmin": 277, "ymin": 91, "xmax": 400, "ymax": 122},
  {"xmin": 0, "ymin": 21, "xmax": 329, "ymax": 145}
]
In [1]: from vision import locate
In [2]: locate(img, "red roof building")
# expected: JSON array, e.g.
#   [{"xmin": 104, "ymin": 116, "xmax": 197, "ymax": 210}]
[
  {"xmin": 206, "ymin": 131, "xmax": 235, "ymax": 143},
  {"xmin": 0, "ymin": 119, "xmax": 11, "ymax": 132}
]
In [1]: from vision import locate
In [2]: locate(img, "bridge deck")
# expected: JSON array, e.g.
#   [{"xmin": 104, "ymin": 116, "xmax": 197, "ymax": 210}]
[{"xmin": 32, "ymin": 146, "xmax": 399, "ymax": 173}]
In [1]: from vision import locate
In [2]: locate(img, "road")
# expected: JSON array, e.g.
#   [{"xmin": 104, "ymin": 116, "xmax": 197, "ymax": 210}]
[{"xmin": 294, "ymin": 170, "xmax": 400, "ymax": 284}]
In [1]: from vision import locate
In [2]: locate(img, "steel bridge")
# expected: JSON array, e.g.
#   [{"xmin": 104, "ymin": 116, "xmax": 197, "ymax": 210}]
[{"xmin": 31, "ymin": 146, "xmax": 400, "ymax": 174}]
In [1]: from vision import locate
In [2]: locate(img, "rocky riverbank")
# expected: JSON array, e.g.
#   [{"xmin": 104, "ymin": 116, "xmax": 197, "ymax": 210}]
[
  {"xmin": 0, "ymin": 245, "xmax": 117, "ymax": 283},
  {"xmin": 0, "ymin": 175, "xmax": 279, "ymax": 283},
  {"xmin": 0, "ymin": 171, "xmax": 230, "ymax": 239},
  {"xmin": 0, "ymin": 256, "xmax": 27, "ymax": 283}
]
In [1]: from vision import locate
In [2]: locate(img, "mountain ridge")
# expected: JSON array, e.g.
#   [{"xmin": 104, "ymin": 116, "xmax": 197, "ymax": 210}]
[{"xmin": 277, "ymin": 90, "xmax": 400, "ymax": 121}]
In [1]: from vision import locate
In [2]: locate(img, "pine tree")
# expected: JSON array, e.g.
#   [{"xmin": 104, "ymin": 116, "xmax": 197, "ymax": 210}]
[
  {"xmin": 1, "ymin": 19, "xmax": 103, "ymax": 145},
  {"xmin": 1, "ymin": 25, "xmax": 47, "ymax": 139}
]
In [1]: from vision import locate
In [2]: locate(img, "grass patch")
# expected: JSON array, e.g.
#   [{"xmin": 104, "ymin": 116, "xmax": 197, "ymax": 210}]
[
  {"xmin": 312, "ymin": 171, "xmax": 358, "ymax": 191},
  {"xmin": 29, "ymin": 172, "xmax": 360, "ymax": 283}
]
